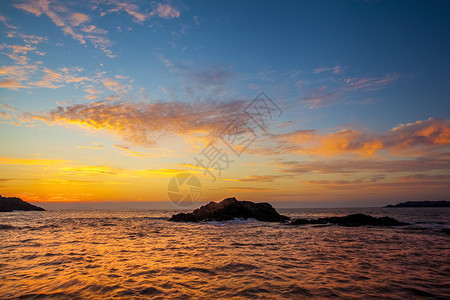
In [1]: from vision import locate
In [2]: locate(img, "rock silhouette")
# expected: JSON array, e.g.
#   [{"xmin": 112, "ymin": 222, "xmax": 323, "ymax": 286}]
[
  {"xmin": 0, "ymin": 195, "xmax": 45, "ymax": 212},
  {"xmin": 169, "ymin": 197, "xmax": 290, "ymax": 222},
  {"xmin": 291, "ymin": 214, "xmax": 408, "ymax": 226}
]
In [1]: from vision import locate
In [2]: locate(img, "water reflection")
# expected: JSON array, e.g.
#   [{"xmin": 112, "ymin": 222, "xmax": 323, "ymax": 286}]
[{"xmin": 0, "ymin": 208, "xmax": 449, "ymax": 299}]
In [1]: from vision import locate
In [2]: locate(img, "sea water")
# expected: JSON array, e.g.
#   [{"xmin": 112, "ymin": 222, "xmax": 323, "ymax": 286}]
[{"xmin": 1, "ymin": 207, "xmax": 449, "ymax": 299}]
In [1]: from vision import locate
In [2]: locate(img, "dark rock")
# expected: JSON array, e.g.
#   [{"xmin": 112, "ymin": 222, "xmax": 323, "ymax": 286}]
[
  {"xmin": 0, "ymin": 195, "xmax": 45, "ymax": 212},
  {"xmin": 169, "ymin": 197, "xmax": 290, "ymax": 222},
  {"xmin": 384, "ymin": 201, "xmax": 450, "ymax": 208},
  {"xmin": 290, "ymin": 218, "xmax": 311, "ymax": 225},
  {"xmin": 291, "ymin": 214, "xmax": 408, "ymax": 227}
]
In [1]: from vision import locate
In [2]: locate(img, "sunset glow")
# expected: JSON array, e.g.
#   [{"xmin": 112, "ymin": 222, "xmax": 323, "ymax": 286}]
[{"xmin": 1, "ymin": 0, "xmax": 449, "ymax": 208}]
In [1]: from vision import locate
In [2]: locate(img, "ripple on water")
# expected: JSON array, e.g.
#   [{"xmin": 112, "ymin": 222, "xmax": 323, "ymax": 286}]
[{"xmin": 1, "ymin": 208, "xmax": 449, "ymax": 299}]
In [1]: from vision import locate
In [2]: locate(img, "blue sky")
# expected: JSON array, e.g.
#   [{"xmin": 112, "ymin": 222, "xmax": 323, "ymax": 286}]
[{"xmin": 1, "ymin": 0, "xmax": 449, "ymax": 207}]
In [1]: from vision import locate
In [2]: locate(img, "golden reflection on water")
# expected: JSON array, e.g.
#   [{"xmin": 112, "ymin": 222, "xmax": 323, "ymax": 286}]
[{"xmin": 1, "ymin": 209, "xmax": 449, "ymax": 299}]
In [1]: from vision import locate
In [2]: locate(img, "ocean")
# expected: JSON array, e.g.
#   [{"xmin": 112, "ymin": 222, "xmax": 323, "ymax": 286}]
[{"xmin": 1, "ymin": 207, "xmax": 449, "ymax": 299}]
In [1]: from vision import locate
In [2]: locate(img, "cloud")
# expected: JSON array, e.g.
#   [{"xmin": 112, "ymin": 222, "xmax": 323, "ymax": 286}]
[
  {"xmin": 0, "ymin": 14, "xmax": 17, "ymax": 29},
  {"xmin": 297, "ymin": 174, "xmax": 450, "ymax": 193},
  {"xmin": 275, "ymin": 128, "xmax": 383, "ymax": 157},
  {"xmin": 6, "ymin": 31, "xmax": 47, "ymax": 45},
  {"xmin": 31, "ymin": 67, "xmax": 92, "ymax": 88},
  {"xmin": 304, "ymin": 179, "xmax": 363, "ymax": 185},
  {"xmin": 0, "ymin": 44, "xmax": 36, "ymax": 54},
  {"xmin": 345, "ymin": 73, "xmax": 400, "ymax": 91},
  {"xmin": 77, "ymin": 142, "xmax": 104, "ymax": 149},
  {"xmin": 398, "ymin": 173, "xmax": 450, "ymax": 183},
  {"xmin": 81, "ymin": 25, "xmax": 107, "ymax": 34},
  {"xmin": 238, "ymin": 175, "xmax": 286, "ymax": 182},
  {"xmin": 190, "ymin": 65, "xmax": 234, "ymax": 86},
  {"xmin": 279, "ymin": 152, "xmax": 450, "ymax": 174},
  {"xmin": 154, "ymin": 3, "xmax": 180, "ymax": 19},
  {"xmin": 268, "ymin": 118, "xmax": 450, "ymax": 158},
  {"xmin": 387, "ymin": 118, "xmax": 450, "ymax": 154},
  {"xmin": 101, "ymin": 1, "xmax": 180, "ymax": 23},
  {"xmin": 85, "ymin": 88, "xmax": 101, "ymax": 94},
  {"xmin": 221, "ymin": 186, "xmax": 274, "ymax": 191},
  {"xmin": 0, "ymin": 111, "xmax": 10, "ymax": 119},
  {"xmin": 102, "ymin": 78, "xmax": 128, "ymax": 93},
  {"xmin": 13, "ymin": 0, "xmax": 113, "ymax": 57},
  {"xmin": 193, "ymin": 16, "xmax": 200, "ymax": 25},
  {"xmin": 27, "ymin": 99, "xmax": 246, "ymax": 147},
  {"xmin": 314, "ymin": 65, "xmax": 342, "ymax": 74},
  {"xmin": 70, "ymin": 12, "xmax": 89, "ymax": 26},
  {"xmin": 0, "ymin": 79, "xmax": 29, "ymax": 89},
  {"xmin": 60, "ymin": 165, "xmax": 121, "ymax": 175},
  {"xmin": 106, "ymin": 1, "xmax": 147, "ymax": 23},
  {"xmin": 299, "ymin": 71, "xmax": 400, "ymax": 109},
  {"xmin": 299, "ymin": 85, "xmax": 340, "ymax": 109},
  {"xmin": 112, "ymin": 144, "xmax": 160, "ymax": 158}
]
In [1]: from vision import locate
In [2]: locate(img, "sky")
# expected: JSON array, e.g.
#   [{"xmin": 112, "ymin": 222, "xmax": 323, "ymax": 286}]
[{"xmin": 0, "ymin": 0, "xmax": 449, "ymax": 208}]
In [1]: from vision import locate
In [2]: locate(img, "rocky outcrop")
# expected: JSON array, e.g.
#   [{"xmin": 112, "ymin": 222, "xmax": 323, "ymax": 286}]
[
  {"xmin": 169, "ymin": 197, "xmax": 290, "ymax": 222},
  {"xmin": 291, "ymin": 214, "xmax": 408, "ymax": 226},
  {"xmin": 384, "ymin": 201, "xmax": 450, "ymax": 207},
  {"xmin": 0, "ymin": 195, "xmax": 45, "ymax": 212}
]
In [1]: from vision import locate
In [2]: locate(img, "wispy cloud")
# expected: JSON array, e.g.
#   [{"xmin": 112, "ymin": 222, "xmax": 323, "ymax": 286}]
[
  {"xmin": 77, "ymin": 142, "xmax": 104, "ymax": 149},
  {"xmin": 345, "ymin": 73, "xmax": 400, "ymax": 91},
  {"xmin": 222, "ymin": 186, "xmax": 274, "ymax": 191},
  {"xmin": 279, "ymin": 152, "xmax": 450, "ymax": 174},
  {"xmin": 112, "ymin": 144, "xmax": 162, "ymax": 158},
  {"xmin": 31, "ymin": 67, "xmax": 92, "ymax": 88},
  {"xmin": 60, "ymin": 165, "xmax": 120, "ymax": 175},
  {"xmin": 13, "ymin": 0, "xmax": 114, "ymax": 57},
  {"xmin": 314, "ymin": 65, "xmax": 342, "ymax": 74},
  {"xmin": 0, "ymin": 14, "xmax": 18, "ymax": 29},
  {"xmin": 100, "ymin": 1, "xmax": 180, "ymax": 23},
  {"xmin": 299, "ymin": 70, "xmax": 400, "ymax": 108},
  {"xmin": 238, "ymin": 175, "xmax": 288, "ymax": 182}
]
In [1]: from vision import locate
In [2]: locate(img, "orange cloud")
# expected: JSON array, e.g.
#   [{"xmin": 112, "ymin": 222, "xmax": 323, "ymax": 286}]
[
  {"xmin": 270, "ymin": 118, "xmax": 450, "ymax": 158},
  {"xmin": 0, "ymin": 79, "xmax": 28, "ymax": 89},
  {"xmin": 316, "ymin": 129, "xmax": 383, "ymax": 156},
  {"xmin": 387, "ymin": 118, "xmax": 450, "ymax": 154},
  {"xmin": 70, "ymin": 12, "xmax": 89, "ymax": 26},
  {"xmin": 28, "ymin": 99, "xmax": 245, "ymax": 147},
  {"xmin": 276, "ymin": 128, "xmax": 383, "ymax": 157},
  {"xmin": 102, "ymin": 78, "xmax": 127, "ymax": 93}
]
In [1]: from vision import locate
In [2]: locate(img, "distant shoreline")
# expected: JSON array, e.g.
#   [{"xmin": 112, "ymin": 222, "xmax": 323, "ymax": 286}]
[{"xmin": 384, "ymin": 201, "xmax": 450, "ymax": 208}]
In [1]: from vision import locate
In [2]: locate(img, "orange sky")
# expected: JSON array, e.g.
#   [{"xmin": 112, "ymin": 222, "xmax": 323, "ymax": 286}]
[{"xmin": 1, "ymin": 1, "xmax": 450, "ymax": 208}]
